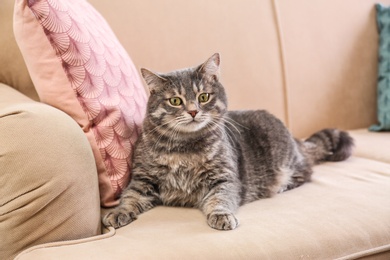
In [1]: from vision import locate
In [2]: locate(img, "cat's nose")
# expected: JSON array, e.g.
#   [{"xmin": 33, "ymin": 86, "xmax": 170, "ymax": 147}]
[{"xmin": 188, "ymin": 110, "xmax": 198, "ymax": 118}]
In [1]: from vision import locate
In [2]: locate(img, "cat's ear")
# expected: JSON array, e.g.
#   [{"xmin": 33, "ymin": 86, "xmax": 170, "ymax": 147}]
[
  {"xmin": 198, "ymin": 53, "xmax": 220, "ymax": 81},
  {"xmin": 140, "ymin": 68, "xmax": 168, "ymax": 93}
]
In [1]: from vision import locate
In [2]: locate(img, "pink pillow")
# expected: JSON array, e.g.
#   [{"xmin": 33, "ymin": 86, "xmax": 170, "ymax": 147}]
[{"xmin": 14, "ymin": 0, "xmax": 147, "ymax": 207}]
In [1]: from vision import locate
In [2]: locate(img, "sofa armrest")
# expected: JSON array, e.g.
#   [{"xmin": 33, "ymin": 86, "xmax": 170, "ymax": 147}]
[{"xmin": 0, "ymin": 84, "xmax": 101, "ymax": 259}]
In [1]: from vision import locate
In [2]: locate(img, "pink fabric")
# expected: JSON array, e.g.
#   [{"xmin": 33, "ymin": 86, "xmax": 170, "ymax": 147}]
[{"xmin": 14, "ymin": 0, "xmax": 147, "ymax": 206}]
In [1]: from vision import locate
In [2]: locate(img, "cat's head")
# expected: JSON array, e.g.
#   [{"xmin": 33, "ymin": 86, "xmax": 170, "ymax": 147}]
[{"xmin": 140, "ymin": 53, "xmax": 228, "ymax": 134}]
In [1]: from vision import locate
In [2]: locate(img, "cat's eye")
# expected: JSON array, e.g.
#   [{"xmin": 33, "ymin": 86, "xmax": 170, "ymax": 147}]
[
  {"xmin": 198, "ymin": 93, "xmax": 210, "ymax": 103},
  {"xmin": 169, "ymin": 97, "xmax": 183, "ymax": 106}
]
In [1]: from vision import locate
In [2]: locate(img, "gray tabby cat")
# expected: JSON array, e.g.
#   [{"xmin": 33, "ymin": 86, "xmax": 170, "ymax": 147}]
[{"xmin": 103, "ymin": 53, "xmax": 354, "ymax": 230}]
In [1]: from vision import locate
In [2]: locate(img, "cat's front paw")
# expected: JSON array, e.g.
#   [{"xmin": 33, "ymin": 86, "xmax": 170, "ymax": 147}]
[
  {"xmin": 102, "ymin": 208, "xmax": 137, "ymax": 229},
  {"xmin": 207, "ymin": 212, "xmax": 239, "ymax": 230}
]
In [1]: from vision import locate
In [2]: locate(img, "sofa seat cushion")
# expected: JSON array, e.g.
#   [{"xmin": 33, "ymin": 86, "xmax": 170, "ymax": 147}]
[
  {"xmin": 16, "ymin": 154, "xmax": 390, "ymax": 259},
  {"xmin": 349, "ymin": 129, "xmax": 390, "ymax": 163}
]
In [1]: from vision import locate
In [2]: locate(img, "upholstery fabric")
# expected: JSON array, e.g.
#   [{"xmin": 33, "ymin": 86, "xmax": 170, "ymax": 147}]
[
  {"xmin": 0, "ymin": 84, "xmax": 101, "ymax": 260},
  {"xmin": 0, "ymin": 0, "xmax": 38, "ymax": 100},
  {"xmin": 90, "ymin": 0, "xmax": 288, "ymax": 124},
  {"xmin": 16, "ymin": 155, "xmax": 390, "ymax": 259},
  {"xmin": 275, "ymin": 0, "xmax": 381, "ymax": 137},
  {"xmin": 13, "ymin": 0, "xmax": 148, "ymax": 206},
  {"xmin": 91, "ymin": 0, "xmax": 383, "ymax": 138},
  {"xmin": 349, "ymin": 129, "xmax": 390, "ymax": 163},
  {"xmin": 370, "ymin": 4, "xmax": 390, "ymax": 131}
]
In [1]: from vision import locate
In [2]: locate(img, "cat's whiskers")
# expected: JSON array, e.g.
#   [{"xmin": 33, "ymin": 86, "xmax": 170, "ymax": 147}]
[
  {"xmin": 210, "ymin": 116, "xmax": 241, "ymax": 139},
  {"xmin": 167, "ymin": 123, "xmax": 182, "ymax": 151},
  {"xmin": 206, "ymin": 118, "xmax": 237, "ymax": 149},
  {"xmin": 220, "ymin": 116, "xmax": 247, "ymax": 133},
  {"xmin": 144, "ymin": 117, "xmax": 180, "ymax": 137},
  {"xmin": 145, "ymin": 118, "xmax": 179, "ymax": 152},
  {"xmin": 167, "ymin": 117, "xmax": 186, "ymax": 149},
  {"xmin": 149, "ymin": 130, "xmax": 166, "ymax": 153},
  {"xmin": 150, "ymin": 120, "xmax": 180, "ymax": 152}
]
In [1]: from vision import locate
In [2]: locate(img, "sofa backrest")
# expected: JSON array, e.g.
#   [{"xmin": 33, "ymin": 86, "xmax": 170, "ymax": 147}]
[
  {"xmin": 0, "ymin": 0, "xmax": 38, "ymax": 101},
  {"xmin": 1, "ymin": 0, "xmax": 389, "ymax": 137},
  {"xmin": 90, "ymin": 0, "xmax": 389, "ymax": 138}
]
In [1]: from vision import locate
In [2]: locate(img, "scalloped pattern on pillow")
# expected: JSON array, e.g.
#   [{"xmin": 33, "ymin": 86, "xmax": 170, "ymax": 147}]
[{"xmin": 14, "ymin": 0, "xmax": 147, "ymax": 206}]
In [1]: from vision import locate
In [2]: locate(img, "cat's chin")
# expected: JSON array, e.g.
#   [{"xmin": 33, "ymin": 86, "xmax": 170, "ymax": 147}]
[{"xmin": 178, "ymin": 120, "xmax": 208, "ymax": 133}]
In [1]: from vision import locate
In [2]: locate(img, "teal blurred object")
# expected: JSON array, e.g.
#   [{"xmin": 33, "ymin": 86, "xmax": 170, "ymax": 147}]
[{"xmin": 370, "ymin": 4, "xmax": 390, "ymax": 131}]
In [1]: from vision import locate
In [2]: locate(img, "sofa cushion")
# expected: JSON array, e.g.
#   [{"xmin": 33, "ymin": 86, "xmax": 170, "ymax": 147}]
[
  {"xmin": 0, "ymin": 83, "xmax": 101, "ymax": 260},
  {"xmin": 349, "ymin": 129, "xmax": 390, "ymax": 163},
  {"xmin": 15, "ymin": 155, "xmax": 390, "ymax": 259},
  {"xmin": 13, "ymin": 0, "xmax": 148, "ymax": 206},
  {"xmin": 370, "ymin": 4, "xmax": 390, "ymax": 131}
]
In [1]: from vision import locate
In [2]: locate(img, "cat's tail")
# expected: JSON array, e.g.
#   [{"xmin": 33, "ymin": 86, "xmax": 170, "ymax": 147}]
[{"xmin": 302, "ymin": 128, "xmax": 354, "ymax": 165}]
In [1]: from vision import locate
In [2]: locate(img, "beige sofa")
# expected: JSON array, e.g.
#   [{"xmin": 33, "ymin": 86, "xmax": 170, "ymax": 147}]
[{"xmin": 1, "ymin": 0, "xmax": 390, "ymax": 259}]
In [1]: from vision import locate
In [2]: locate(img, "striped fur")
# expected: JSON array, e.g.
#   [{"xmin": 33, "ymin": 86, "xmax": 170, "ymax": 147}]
[{"xmin": 103, "ymin": 53, "xmax": 354, "ymax": 230}]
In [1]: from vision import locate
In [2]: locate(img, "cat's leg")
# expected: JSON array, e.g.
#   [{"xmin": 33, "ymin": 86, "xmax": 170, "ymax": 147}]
[
  {"xmin": 102, "ymin": 176, "xmax": 161, "ymax": 229},
  {"xmin": 201, "ymin": 180, "xmax": 241, "ymax": 231},
  {"xmin": 282, "ymin": 158, "xmax": 313, "ymax": 192},
  {"xmin": 285, "ymin": 167, "xmax": 313, "ymax": 191}
]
